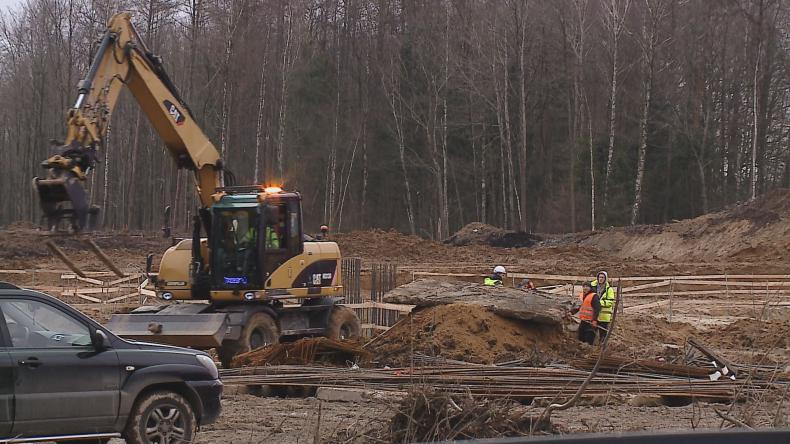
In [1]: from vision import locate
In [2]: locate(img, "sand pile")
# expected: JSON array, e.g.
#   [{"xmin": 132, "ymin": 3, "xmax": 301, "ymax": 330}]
[
  {"xmin": 366, "ymin": 303, "xmax": 578, "ymax": 366},
  {"xmin": 574, "ymin": 188, "xmax": 790, "ymax": 262}
]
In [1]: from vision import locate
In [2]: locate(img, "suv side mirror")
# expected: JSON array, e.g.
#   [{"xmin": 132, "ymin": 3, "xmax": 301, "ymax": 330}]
[{"xmin": 92, "ymin": 329, "xmax": 111, "ymax": 351}]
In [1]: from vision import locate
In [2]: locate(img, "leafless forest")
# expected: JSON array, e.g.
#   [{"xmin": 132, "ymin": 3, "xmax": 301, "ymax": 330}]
[{"xmin": 0, "ymin": 0, "xmax": 788, "ymax": 237}]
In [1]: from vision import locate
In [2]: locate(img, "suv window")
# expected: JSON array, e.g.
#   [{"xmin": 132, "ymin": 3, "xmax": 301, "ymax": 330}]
[{"xmin": 0, "ymin": 299, "xmax": 92, "ymax": 348}]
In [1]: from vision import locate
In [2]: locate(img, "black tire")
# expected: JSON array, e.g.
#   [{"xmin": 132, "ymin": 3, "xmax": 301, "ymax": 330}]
[
  {"xmin": 326, "ymin": 306, "xmax": 362, "ymax": 340},
  {"xmin": 123, "ymin": 390, "xmax": 196, "ymax": 444},
  {"xmin": 218, "ymin": 312, "xmax": 279, "ymax": 368}
]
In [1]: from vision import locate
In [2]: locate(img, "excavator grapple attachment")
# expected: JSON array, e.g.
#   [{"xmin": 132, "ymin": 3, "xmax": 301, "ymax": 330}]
[
  {"xmin": 34, "ymin": 142, "xmax": 99, "ymax": 231},
  {"xmin": 33, "ymin": 171, "xmax": 97, "ymax": 231}
]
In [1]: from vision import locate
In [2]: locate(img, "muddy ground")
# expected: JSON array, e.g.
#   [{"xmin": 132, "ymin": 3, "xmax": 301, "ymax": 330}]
[
  {"xmin": 3, "ymin": 190, "xmax": 790, "ymax": 442},
  {"xmin": 177, "ymin": 395, "xmax": 784, "ymax": 443}
]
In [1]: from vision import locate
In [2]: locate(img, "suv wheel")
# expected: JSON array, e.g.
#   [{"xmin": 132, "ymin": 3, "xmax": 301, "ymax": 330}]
[{"xmin": 124, "ymin": 390, "xmax": 196, "ymax": 444}]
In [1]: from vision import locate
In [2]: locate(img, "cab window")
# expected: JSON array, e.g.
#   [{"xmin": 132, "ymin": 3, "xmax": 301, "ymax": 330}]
[
  {"xmin": 212, "ymin": 208, "xmax": 261, "ymax": 288},
  {"xmin": 0, "ymin": 299, "xmax": 92, "ymax": 348},
  {"xmin": 264, "ymin": 204, "xmax": 287, "ymax": 250}
]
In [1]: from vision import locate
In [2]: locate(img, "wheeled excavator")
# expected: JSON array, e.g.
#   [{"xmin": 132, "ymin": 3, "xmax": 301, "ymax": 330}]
[{"xmin": 34, "ymin": 12, "xmax": 361, "ymax": 367}]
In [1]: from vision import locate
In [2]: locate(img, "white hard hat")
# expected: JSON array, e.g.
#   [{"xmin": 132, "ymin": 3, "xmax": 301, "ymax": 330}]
[{"xmin": 493, "ymin": 265, "xmax": 506, "ymax": 274}]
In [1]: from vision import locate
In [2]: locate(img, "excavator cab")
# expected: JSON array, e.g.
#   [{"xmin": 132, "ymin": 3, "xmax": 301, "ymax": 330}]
[
  {"xmin": 208, "ymin": 188, "xmax": 304, "ymax": 292},
  {"xmin": 211, "ymin": 208, "xmax": 261, "ymax": 289}
]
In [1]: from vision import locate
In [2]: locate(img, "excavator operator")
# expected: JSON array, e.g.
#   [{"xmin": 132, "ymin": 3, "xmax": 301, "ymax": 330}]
[
  {"xmin": 264, "ymin": 209, "xmax": 284, "ymax": 249},
  {"xmin": 216, "ymin": 211, "xmax": 258, "ymax": 278}
]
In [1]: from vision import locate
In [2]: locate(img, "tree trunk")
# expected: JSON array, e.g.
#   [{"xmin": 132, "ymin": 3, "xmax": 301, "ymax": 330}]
[
  {"xmin": 631, "ymin": 3, "xmax": 660, "ymax": 226},
  {"xmin": 253, "ymin": 28, "xmax": 269, "ymax": 183},
  {"xmin": 517, "ymin": 4, "xmax": 528, "ymax": 232},
  {"xmin": 603, "ymin": 0, "xmax": 629, "ymax": 214},
  {"xmin": 751, "ymin": 41, "xmax": 761, "ymax": 201}
]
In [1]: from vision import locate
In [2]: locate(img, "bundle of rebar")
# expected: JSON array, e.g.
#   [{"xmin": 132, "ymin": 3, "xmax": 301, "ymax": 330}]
[
  {"xmin": 230, "ymin": 337, "xmax": 369, "ymax": 368},
  {"xmin": 219, "ymin": 364, "xmax": 780, "ymax": 401},
  {"xmin": 571, "ymin": 355, "xmax": 715, "ymax": 379}
]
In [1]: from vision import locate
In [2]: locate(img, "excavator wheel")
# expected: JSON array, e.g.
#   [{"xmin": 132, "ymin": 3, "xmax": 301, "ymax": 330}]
[
  {"xmin": 218, "ymin": 312, "xmax": 279, "ymax": 368},
  {"xmin": 326, "ymin": 306, "xmax": 362, "ymax": 341}
]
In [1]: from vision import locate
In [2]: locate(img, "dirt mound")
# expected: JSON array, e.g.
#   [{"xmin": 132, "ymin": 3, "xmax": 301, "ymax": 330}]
[
  {"xmin": 0, "ymin": 227, "xmax": 170, "ymax": 271},
  {"xmin": 611, "ymin": 315, "xmax": 699, "ymax": 358},
  {"xmin": 334, "ymin": 229, "xmax": 454, "ymax": 263},
  {"xmin": 573, "ymin": 188, "xmax": 790, "ymax": 262},
  {"xmin": 709, "ymin": 318, "xmax": 790, "ymax": 351},
  {"xmin": 445, "ymin": 222, "xmax": 541, "ymax": 248},
  {"xmin": 367, "ymin": 303, "xmax": 578, "ymax": 366}
]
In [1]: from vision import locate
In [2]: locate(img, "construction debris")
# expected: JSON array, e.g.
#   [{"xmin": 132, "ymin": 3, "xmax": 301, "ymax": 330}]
[
  {"xmin": 230, "ymin": 337, "xmax": 370, "ymax": 368},
  {"xmin": 388, "ymin": 390, "xmax": 551, "ymax": 442},
  {"xmin": 382, "ymin": 279, "xmax": 572, "ymax": 326}
]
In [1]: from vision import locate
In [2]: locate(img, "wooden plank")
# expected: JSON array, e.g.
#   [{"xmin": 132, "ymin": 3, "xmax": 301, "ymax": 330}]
[
  {"xmin": 0, "ymin": 269, "xmax": 140, "ymax": 276},
  {"xmin": 105, "ymin": 293, "xmax": 140, "ymax": 304},
  {"xmin": 62, "ymin": 287, "xmax": 121, "ymax": 296},
  {"xmin": 76, "ymin": 276, "xmax": 105, "ymax": 286},
  {"xmin": 360, "ymin": 324, "xmax": 390, "ymax": 331},
  {"xmin": 413, "ymin": 271, "xmax": 485, "ymax": 278},
  {"xmin": 548, "ymin": 284, "xmax": 573, "ymax": 294},
  {"xmin": 74, "ymin": 293, "xmax": 102, "ymax": 303},
  {"xmin": 621, "ymin": 280, "xmax": 671, "ymax": 293},
  {"xmin": 412, "ymin": 271, "xmax": 790, "ymax": 283},
  {"xmin": 140, "ymin": 289, "xmax": 156, "ymax": 297},
  {"xmin": 344, "ymin": 302, "xmax": 415, "ymax": 312},
  {"xmin": 86, "ymin": 239, "xmax": 126, "ymax": 277},
  {"xmin": 624, "ymin": 300, "xmax": 670, "ymax": 313},
  {"xmin": 45, "ymin": 241, "xmax": 87, "ymax": 278},
  {"xmin": 670, "ymin": 280, "xmax": 790, "ymax": 288},
  {"xmin": 626, "ymin": 289, "xmax": 790, "ymax": 297},
  {"xmin": 108, "ymin": 275, "xmax": 140, "ymax": 286}
]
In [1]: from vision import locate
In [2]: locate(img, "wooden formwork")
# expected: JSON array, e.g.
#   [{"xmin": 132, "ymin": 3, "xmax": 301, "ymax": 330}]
[{"xmin": 342, "ymin": 258, "xmax": 411, "ymax": 337}]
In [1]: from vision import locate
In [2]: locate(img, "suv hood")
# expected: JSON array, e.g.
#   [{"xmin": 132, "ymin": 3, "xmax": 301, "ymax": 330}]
[{"xmin": 126, "ymin": 339, "xmax": 205, "ymax": 355}]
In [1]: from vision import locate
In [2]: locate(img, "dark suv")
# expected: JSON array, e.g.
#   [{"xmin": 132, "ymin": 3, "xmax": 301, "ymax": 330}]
[{"xmin": 0, "ymin": 283, "xmax": 222, "ymax": 443}]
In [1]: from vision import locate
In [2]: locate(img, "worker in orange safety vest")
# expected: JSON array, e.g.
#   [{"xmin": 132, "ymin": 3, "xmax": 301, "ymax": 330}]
[{"xmin": 577, "ymin": 281, "xmax": 600, "ymax": 345}]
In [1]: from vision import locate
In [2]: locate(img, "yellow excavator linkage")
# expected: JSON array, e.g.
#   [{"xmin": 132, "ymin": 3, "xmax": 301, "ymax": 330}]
[{"xmin": 35, "ymin": 12, "xmax": 221, "ymax": 231}]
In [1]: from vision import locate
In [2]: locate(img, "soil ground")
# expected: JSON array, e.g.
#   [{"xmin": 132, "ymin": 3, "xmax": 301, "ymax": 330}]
[{"xmin": 3, "ymin": 190, "xmax": 790, "ymax": 442}]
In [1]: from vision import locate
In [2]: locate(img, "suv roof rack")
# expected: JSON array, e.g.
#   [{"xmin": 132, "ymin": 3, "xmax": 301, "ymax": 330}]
[{"xmin": 0, "ymin": 282, "xmax": 20, "ymax": 289}]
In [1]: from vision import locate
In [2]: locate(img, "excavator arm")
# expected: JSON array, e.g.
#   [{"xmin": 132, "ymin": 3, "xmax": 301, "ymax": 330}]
[{"xmin": 35, "ymin": 12, "xmax": 223, "ymax": 230}]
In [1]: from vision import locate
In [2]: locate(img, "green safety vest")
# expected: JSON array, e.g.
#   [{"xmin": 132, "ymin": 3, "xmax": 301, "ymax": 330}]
[
  {"xmin": 265, "ymin": 226, "xmax": 280, "ymax": 248},
  {"xmin": 241, "ymin": 227, "xmax": 256, "ymax": 244},
  {"xmin": 591, "ymin": 279, "xmax": 616, "ymax": 322},
  {"xmin": 484, "ymin": 277, "xmax": 502, "ymax": 286}
]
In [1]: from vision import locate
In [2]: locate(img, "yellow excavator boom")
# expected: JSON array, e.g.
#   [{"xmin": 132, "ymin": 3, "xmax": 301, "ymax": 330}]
[{"xmin": 35, "ymin": 12, "xmax": 223, "ymax": 230}]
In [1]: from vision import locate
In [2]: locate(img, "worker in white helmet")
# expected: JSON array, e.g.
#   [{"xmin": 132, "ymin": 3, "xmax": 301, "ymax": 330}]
[{"xmin": 484, "ymin": 265, "xmax": 506, "ymax": 286}]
